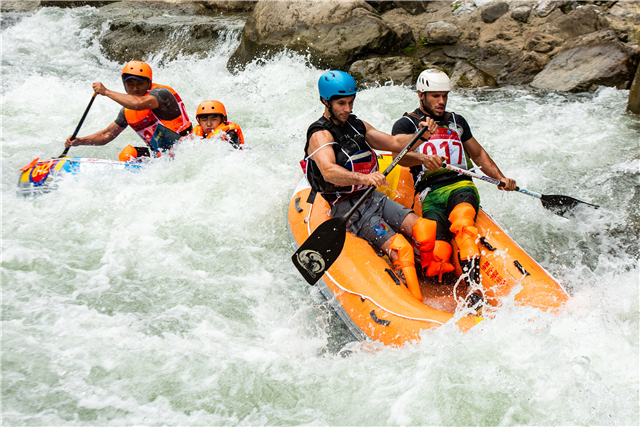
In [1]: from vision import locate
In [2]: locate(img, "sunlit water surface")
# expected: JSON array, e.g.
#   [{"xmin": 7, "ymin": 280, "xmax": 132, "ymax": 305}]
[{"xmin": 2, "ymin": 6, "xmax": 638, "ymax": 426}]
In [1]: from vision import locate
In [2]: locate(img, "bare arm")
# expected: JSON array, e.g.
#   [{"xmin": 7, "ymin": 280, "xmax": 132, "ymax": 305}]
[
  {"xmin": 307, "ymin": 130, "xmax": 387, "ymax": 187},
  {"xmin": 93, "ymin": 82, "xmax": 159, "ymax": 111},
  {"xmin": 363, "ymin": 119, "xmax": 437, "ymax": 153},
  {"xmin": 65, "ymin": 121, "xmax": 126, "ymax": 147},
  {"xmin": 464, "ymin": 137, "xmax": 516, "ymax": 191}
]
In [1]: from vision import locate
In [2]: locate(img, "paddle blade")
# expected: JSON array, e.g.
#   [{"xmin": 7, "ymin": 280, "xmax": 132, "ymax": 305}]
[
  {"xmin": 540, "ymin": 194, "xmax": 599, "ymax": 217},
  {"xmin": 292, "ymin": 217, "xmax": 347, "ymax": 285}
]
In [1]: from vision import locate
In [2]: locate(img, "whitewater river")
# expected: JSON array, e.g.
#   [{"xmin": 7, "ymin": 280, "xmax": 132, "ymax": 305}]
[{"xmin": 2, "ymin": 6, "xmax": 638, "ymax": 426}]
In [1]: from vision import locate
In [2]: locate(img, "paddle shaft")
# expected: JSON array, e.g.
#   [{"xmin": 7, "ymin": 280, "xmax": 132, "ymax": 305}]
[
  {"xmin": 442, "ymin": 163, "xmax": 542, "ymax": 198},
  {"xmin": 59, "ymin": 93, "xmax": 97, "ymax": 158}
]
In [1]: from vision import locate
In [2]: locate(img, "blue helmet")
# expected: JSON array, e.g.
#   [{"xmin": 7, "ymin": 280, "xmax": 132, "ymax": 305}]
[{"xmin": 318, "ymin": 70, "xmax": 358, "ymax": 101}]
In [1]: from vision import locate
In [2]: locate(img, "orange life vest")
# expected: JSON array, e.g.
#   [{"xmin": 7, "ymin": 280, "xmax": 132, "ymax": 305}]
[
  {"xmin": 124, "ymin": 83, "xmax": 191, "ymax": 146},
  {"xmin": 194, "ymin": 122, "xmax": 244, "ymax": 146}
]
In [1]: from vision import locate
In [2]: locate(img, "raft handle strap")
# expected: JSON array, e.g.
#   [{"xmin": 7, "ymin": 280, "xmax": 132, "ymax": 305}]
[
  {"xmin": 370, "ymin": 310, "xmax": 391, "ymax": 326},
  {"xmin": 479, "ymin": 236, "xmax": 497, "ymax": 252},
  {"xmin": 294, "ymin": 197, "xmax": 303, "ymax": 213},
  {"xmin": 385, "ymin": 268, "xmax": 402, "ymax": 286},
  {"xmin": 513, "ymin": 260, "xmax": 530, "ymax": 277}
]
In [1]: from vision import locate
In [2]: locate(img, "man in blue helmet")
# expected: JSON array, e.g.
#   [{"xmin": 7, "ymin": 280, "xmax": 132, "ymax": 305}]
[{"xmin": 303, "ymin": 70, "xmax": 440, "ymax": 302}]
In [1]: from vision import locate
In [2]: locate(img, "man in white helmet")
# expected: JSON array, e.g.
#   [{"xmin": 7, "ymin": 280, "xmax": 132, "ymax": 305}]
[{"xmin": 391, "ymin": 69, "xmax": 516, "ymax": 307}]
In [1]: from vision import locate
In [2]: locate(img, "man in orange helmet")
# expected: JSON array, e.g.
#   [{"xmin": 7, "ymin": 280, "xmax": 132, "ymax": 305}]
[
  {"xmin": 194, "ymin": 100, "xmax": 244, "ymax": 149},
  {"xmin": 65, "ymin": 60, "xmax": 192, "ymax": 161}
]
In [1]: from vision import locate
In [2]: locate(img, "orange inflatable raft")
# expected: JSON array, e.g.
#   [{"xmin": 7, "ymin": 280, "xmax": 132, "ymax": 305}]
[{"xmin": 287, "ymin": 155, "xmax": 569, "ymax": 347}]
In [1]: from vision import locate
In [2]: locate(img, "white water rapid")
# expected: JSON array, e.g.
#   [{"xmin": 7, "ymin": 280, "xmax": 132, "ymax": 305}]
[{"xmin": 2, "ymin": 6, "xmax": 638, "ymax": 426}]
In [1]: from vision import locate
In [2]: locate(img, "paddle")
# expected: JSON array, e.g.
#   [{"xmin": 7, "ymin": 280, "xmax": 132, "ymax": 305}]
[
  {"xmin": 59, "ymin": 93, "xmax": 97, "ymax": 158},
  {"xmin": 292, "ymin": 126, "xmax": 429, "ymax": 285},
  {"xmin": 443, "ymin": 163, "xmax": 599, "ymax": 217}
]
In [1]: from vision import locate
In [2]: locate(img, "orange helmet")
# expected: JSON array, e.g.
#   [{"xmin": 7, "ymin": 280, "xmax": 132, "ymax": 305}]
[
  {"xmin": 196, "ymin": 100, "xmax": 227, "ymax": 120},
  {"xmin": 121, "ymin": 60, "xmax": 152, "ymax": 83}
]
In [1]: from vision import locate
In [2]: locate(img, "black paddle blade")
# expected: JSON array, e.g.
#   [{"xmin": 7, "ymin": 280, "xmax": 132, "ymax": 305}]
[
  {"xmin": 292, "ymin": 217, "xmax": 348, "ymax": 285},
  {"xmin": 540, "ymin": 194, "xmax": 599, "ymax": 217}
]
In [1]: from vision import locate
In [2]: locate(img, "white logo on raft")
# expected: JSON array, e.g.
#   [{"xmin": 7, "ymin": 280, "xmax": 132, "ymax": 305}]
[{"xmin": 296, "ymin": 249, "xmax": 326, "ymax": 278}]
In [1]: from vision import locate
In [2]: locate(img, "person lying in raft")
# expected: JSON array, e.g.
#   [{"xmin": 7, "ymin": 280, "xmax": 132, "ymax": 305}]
[
  {"xmin": 193, "ymin": 100, "xmax": 244, "ymax": 149},
  {"xmin": 303, "ymin": 70, "xmax": 441, "ymax": 303},
  {"xmin": 391, "ymin": 69, "xmax": 517, "ymax": 307},
  {"xmin": 65, "ymin": 60, "xmax": 193, "ymax": 161}
]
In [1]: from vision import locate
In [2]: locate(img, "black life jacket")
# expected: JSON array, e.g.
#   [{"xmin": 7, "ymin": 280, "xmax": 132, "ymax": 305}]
[{"xmin": 303, "ymin": 115, "xmax": 378, "ymax": 204}]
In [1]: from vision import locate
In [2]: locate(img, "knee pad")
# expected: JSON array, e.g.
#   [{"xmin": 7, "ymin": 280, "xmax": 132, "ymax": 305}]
[
  {"xmin": 449, "ymin": 203, "xmax": 480, "ymax": 261},
  {"xmin": 411, "ymin": 217, "xmax": 436, "ymax": 270},
  {"xmin": 118, "ymin": 145, "xmax": 138, "ymax": 162},
  {"xmin": 425, "ymin": 240, "xmax": 455, "ymax": 281},
  {"xmin": 389, "ymin": 234, "xmax": 422, "ymax": 301}
]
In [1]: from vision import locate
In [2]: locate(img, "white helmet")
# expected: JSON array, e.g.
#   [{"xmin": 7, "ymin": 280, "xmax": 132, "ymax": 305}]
[{"xmin": 416, "ymin": 69, "xmax": 451, "ymax": 92}]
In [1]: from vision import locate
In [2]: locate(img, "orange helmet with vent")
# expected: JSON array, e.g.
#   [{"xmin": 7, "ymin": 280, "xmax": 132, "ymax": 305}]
[
  {"xmin": 196, "ymin": 100, "xmax": 227, "ymax": 120},
  {"xmin": 121, "ymin": 61, "xmax": 153, "ymax": 83}
]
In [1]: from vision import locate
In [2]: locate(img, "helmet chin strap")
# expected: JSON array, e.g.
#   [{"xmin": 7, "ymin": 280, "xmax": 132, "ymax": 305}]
[{"xmin": 322, "ymin": 98, "xmax": 340, "ymax": 124}]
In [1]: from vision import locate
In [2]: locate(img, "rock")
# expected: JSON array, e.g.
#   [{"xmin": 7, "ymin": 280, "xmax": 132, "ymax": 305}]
[
  {"xmin": 539, "ymin": 5, "xmax": 609, "ymax": 42},
  {"xmin": 420, "ymin": 21, "xmax": 461, "ymax": 45},
  {"xmin": 197, "ymin": 1, "xmax": 257, "ymax": 13},
  {"xmin": 481, "ymin": 2, "xmax": 509, "ymax": 24},
  {"xmin": 535, "ymin": 0, "xmax": 561, "ymax": 18},
  {"xmin": 496, "ymin": 51, "xmax": 551, "ymax": 85},
  {"xmin": 349, "ymin": 56, "xmax": 420, "ymax": 86},
  {"xmin": 83, "ymin": 1, "xmax": 239, "ymax": 63},
  {"xmin": 227, "ymin": 0, "xmax": 404, "ymax": 71},
  {"xmin": 524, "ymin": 32, "xmax": 562, "ymax": 54},
  {"xmin": 0, "ymin": 1, "xmax": 41, "ymax": 12},
  {"xmin": 452, "ymin": 1, "xmax": 476, "ymax": 16},
  {"xmin": 450, "ymin": 60, "xmax": 497, "ymax": 88},
  {"xmin": 627, "ymin": 64, "xmax": 640, "ymax": 114},
  {"xmin": 511, "ymin": 5, "xmax": 531, "ymax": 23},
  {"xmin": 393, "ymin": 1, "xmax": 428, "ymax": 15},
  {"xmin": 531, "ymin": 40, "xmax": 636, "ymax": 92}
]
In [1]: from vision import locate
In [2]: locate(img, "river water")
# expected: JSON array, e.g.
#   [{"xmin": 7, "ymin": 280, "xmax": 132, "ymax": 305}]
[{"xmin": 2, "ymin": 6, "xmax": 638, "ymax": 426}]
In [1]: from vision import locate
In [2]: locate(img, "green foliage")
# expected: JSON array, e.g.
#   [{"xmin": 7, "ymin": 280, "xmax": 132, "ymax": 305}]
[
  {"xmin": 420, "ymin": 36, "xmax": 428, "ymax": 46},
  {"xmin": 403, "ymin": 45, "xmax": 416, "ymax": 56},
  {"xmin": 453, "ymin": 4, "xmax": 460, "ymax": 11}
]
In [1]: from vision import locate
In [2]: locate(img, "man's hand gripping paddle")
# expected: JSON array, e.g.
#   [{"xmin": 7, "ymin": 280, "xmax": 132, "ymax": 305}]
[
  {"xmin": 443, "ymin": 163, "xmax": 599, "ymax": 217},
  {"xmin": 292, "ymin": 126, "xmax": 429, "ymax": 285}
]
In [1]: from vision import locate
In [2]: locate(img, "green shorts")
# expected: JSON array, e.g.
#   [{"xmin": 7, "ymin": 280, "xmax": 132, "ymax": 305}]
[{"xmin": 421, "ymin": 181, "xmax": 480, "ymax": 241}]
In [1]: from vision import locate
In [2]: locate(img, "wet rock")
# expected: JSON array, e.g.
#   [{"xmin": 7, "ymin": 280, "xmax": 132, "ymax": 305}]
[
  {"xmin": 481, "ymin": 2, "xmax": 509, "ymax": 24},
  {"xmin": 198, "ymin": 1, "xmax": 257, "ymax": 13},
  {"xmin": 531, "ymin": 38, "xmax": 636, "ymax": 92},
  {"xmin": 511, "ymin": 5, "xmax": 531, "ymax": 23},
  {"xmin": 420, "ymin": 21, "xmax": 461, "ymax": 45},
  {"xmin": 0, "ymin": 1, "xmax": 41, "ymax": 12},
  {"xmin": 627, "ymin": 64, "xmax": 640, "ymax": 114},
  {"xmin": 349, "ymin": 56, "xmax": 420, "ymax": 86},
  {"xmin": 83, "ymin": 1, "xmax": 242, "ymax": 63},
  {"xmin": 450, "ymin": 60, "xmax": 497, "ymax": 88},
  {"xmin": 227, "ymin": 0, "xmax": 404, "ymax": 71}
]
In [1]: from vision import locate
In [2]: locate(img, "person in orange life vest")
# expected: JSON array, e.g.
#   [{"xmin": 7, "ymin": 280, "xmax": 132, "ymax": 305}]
[
  {"xmin": 64, "ymin": 60, "xmax": 192, "ymax": 161},
  {"xmin": 193, "ymin": 100, "xmax": 244, "ymax": 150},
  {"xmin": 305, "ymin": 70, "xmax": 440, "ymax": 302},
  {"xmin": 391, "ymin": 69, "xmax": 516, "ymax": 307}
]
